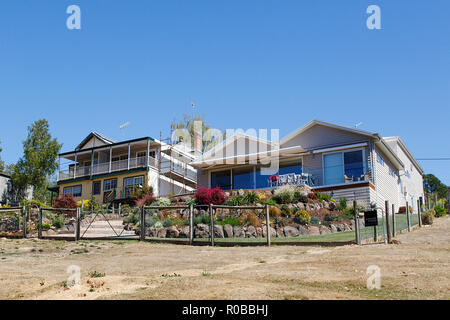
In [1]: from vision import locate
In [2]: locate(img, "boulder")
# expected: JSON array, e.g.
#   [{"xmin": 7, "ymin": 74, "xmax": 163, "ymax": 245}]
[
  {"xmin": 329, "ymin": 202, "xmax": 336, "ymax": 211},
  {"xmin": 166, "ymin": 226, "xmax": 179, "ymax": 238},
  {"xmin": 298, "ymin": 225, "xmax": 309, "ymax": 235},
  {"xmin": 145, "ymin": 227, "xmax": 158, "ymax": 237},
  {"xmin": 195, "ymin": 224, "xmax": 210, "ymax": 238},
  {"xmin": 276, "ymin": 227, "xmax": 284, "ymax": 238},
  {"xmin": 223, "ymin": 224, "xmax": 233, "ymax": 238},
  {"xmin": 157, "ymin": 228, "xmax": 167, "ymax": 238},
  {"xmin": 319, "ymin": 226, "xmax": 331, "ymax": 235},
  {"xmin": 214, "ymin": 225, "xmax": 224, "ymax": 238},
  {"xmin": 246, "ymin": 226, "xmax": 257, "ymax": 238},
  {"xmin": 262, "ymin": 226, "xmax": 277, "ymax": 238},
  {"xmin": 256, "ymin": 227, "xmax": 263, "ymax": 238},
  {"xmin": 297, "ymin": 203, "xmax": 305, "ymax": 210},
  {"xmin": 233, "ymin": 226, "xmax": 245, "ymax": 238},
  {"xmin": 283, "ymin": 226, "xmax": 300, "ymax": 237},
  {"xmin": 179, "ymin": 226, "xmax": 190, "ymax": 238},
  {"xmin": 330, "ymin": 224, "xmax": 338, "ymax": 233},
  {"xmin": 307, "ymin": 226, "xmax": 320, "ymax": 235}
]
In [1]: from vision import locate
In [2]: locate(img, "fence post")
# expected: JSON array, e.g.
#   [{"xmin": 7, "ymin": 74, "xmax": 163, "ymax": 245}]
[
  {"xmin": 392, "ymin": 204, "xmax": 396, "ymax": 237},
  {"xmin": 406, "ymin": 201, "xmax": 411, "ymax": 232},
  {"xmin": 22, "ymin": 206, "xmax": 27, "ymax": 239},
  {"xmin": 209, "ymin": 203, "xmax": 215, "ymax": 247},
  {"xmin": 353, "ymin": 201, "xmax": 361, "ymax": 245},
  {"xmin": 38, "ymin": 208, "xmax": 42, "ymax": 239},
  {"xmin": 265, "ymin": 204, "xmax": 271, "ymax": 247},
  {"xmin": 189, "ymin": 204, "xmax": 194, "ymax": 245},
  {"xmin": 385, "ymin": 201, "xmax": 391, "ymax": 244},
  {"xmin": 140, "ymin": 207, "xmax": 145, "ymax": 241},
  {"xmin": 417, "ymin": 199, "xmax": 422, "ymax": 227},
  {"xmin": 76, "ymin": 208, "xmax": 81, "ymax": 241}
]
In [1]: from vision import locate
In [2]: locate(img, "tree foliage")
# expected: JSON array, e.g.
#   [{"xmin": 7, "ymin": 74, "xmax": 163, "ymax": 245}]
[
  {"xmin": 9, "ymin": 119, "xmax": 62, "ymax": 202},
  {"xmin": 0, "ymin": 141, "xmax": 4, "ymax": 173},
  {"xmin": 423, "ymin": 173, "xmax": 448, "ymax": 198}
]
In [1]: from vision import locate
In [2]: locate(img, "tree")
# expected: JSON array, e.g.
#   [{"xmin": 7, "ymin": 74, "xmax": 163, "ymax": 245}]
[
  {"xmin": 0, "ymin": 141, "xmax": 5, "ymax": 173},
  {"xmin": 423, "ymin": 174, "xmax": 448, "ymax": 199},
  {"xmin": 9, "ymin": 119, "xmax": 62, "ymax": 203}
]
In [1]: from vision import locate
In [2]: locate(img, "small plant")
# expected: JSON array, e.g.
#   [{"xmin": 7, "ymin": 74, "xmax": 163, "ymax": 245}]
[
  {"xmin": 41, "ymin": 222, "xmax": 51, "ymax": 231},
  {"xmin": 171, "ymin": 218, "xmax": 187, "ymax": 227},
  {"xmin": 162, "ymin": 273, "xmax": 181, "ymax": 278},
  {"xmin": 307, "ymin": 192, "xmax": 317, "ymax": 200},
  {"xmin": 294, "ymin": 210, "xmax": 311, "ymax": 225},
  {"xmin": 293, "ymin": 191, "xmax": 308, "ymax": 203},
  {"xmin": 273, "ymin": 186, "xmax": 295, "ymax": 204},
  {"xmin": 238, "ymin": 213, "xmax": 260, "ymax": 227},
  {"xmin": 226, "ymin": 195, "xmax": 246, "ymax": 206},
  {"xmin": 123, "ymin": 213, "xmax": 139, "ymax": 224},
  {"xmin": 315, "ymin": 192, "xmax": 331, "ymax": 202},
  {"xmin": 216, "ymin": 217, "xmax": 241, "ymax": 226},
  {"xmin": 265, "ymin": 198, "xmax": 277, "ymax": 206},
  {"xmin": 88, "ymin": 271, "xmax": 105, "ymax": 278},
  {"xmin": 269, "ymin": 206, "xmax": 282, "ymax": 217},
  {"xmin": 421, "ymin": 210, "xmax": 434, "ymax": 225},
  {"xmin": 52, "ymin": 216, "xmax": 64, "ymax": 229},
  {"xmin": 338, "ymin": 198, "xmax": 348, "ymax": 211},
  {"xmin": 135, "ymin": 194, "xmax": 157, "ymax": 208},
  {"xmin": 163, "ymin": 218, "xmax": 173, "ymax": 227},
  {"xmin": 202, "ymin": 270, "xmax": 211, "ymax": 277},
  {"xmin": 120, "ymin": 204, "xmax": 132, "ymax": 214},
  {"xmin": 194, "ymin": 213, "xmax": 210, "ymax": 225},
  {"xmin": 280, "ymin": 205, "xmax": 293, "ymax": 217},
  {"xmin": 434, "ymin": 205, "xmax": 447, "ymax": 217},
  {"xmin": 244, "ymin": 191, "xmax": 259, "ymax": 204},
  {"xmin": 310, "ymin": 216, "xmax": 321, "ymax": 225},
  {"xmin": 158, "ymin": 198, "xmax": 172, "ymax": 207},
  {"xmin": 195, "ymin": 187, "xmax": 228, "ymax": 205}
]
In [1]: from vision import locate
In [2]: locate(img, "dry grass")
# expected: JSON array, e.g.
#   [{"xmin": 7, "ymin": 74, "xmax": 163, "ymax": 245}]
[{"xmin": 0, "ymin": 217, "xmax": 449, "ymax": 300}]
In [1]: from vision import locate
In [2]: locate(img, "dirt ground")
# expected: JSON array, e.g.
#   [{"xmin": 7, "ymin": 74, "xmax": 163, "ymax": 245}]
[{"xmin": 0, "ymin": 216, "xmax": 449, "ymax": 300}]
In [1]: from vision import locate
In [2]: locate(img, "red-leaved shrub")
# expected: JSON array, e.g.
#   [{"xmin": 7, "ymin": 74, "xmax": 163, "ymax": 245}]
[
  {"xmin": 195, "ymin": 187, "xmax": 228, "ymax": 205},
  {"xmin": 135, "ymin": 193, "xmax": 157, "ymax": 208},
  {"xmin": 54, "ymin": 195, "xmax": 77, "ymax": 210}
]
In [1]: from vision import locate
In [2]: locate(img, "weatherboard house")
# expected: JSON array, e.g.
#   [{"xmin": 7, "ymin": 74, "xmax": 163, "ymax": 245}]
[
  {"xmin": 191, "ymin": 120, "xmax": 425, "ymax": 212},
  {"xmin": 57, "ymin": 132, "xmax": 197, "ymax": 204}
]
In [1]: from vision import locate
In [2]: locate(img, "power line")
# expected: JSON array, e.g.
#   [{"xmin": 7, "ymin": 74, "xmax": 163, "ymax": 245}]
[{"xmin": 417, "ymin": 158, "xmax": 450, "ymax": 161}]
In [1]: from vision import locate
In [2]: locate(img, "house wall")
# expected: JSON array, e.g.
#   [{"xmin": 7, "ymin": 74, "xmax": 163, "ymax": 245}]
[
  {"xmin": 314, "ymin": 185, "xmax": 372, "ymax": 209},
  {"xmin": 0, "ymin": 175, "xmax": 11, "ymax": 205}
]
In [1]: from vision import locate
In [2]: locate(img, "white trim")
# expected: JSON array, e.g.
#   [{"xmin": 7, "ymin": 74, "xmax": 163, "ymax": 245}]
[{"xmin": 312, "ymin": 142, "xmax": 368, "ymax": 154}]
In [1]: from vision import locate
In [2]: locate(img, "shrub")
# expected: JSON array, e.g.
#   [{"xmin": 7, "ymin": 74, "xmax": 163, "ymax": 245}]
[
  {"xmin": 22, "ymin": 199, "xmax": 47, "ymax": 208},
  {"xmin": 307, "ymin": 192, "xmax": 317, "ymax": 200},
  {"xmin": 171, "ymin": 218, "xmax": 187, "ymax": 227},
  {"xmin": 421, "ymin": 210, "xmax": 434, "ymax": 225},
  {"xmin": 226, "ymin": 195, "xmax": 246, "ymax": 206},
  {"xmin": 120, "ymin": 204, "xmax": 132, "ymax": 214},
  {"xmin": 434, "ymin": 205, "xmax": 447, "ymax": 217},
  {"xmin": 280, "ymin": 205, "xmax": 293, "ymax": 217},
  {"xmin": 293, "ymin": 191, "xmax": 308, "ymax": 203},
  {"xmin": 163, "ymin": 219, "xmax": 173, "ymax": 227},
  {"xmin": 265, "ymin": 198, "xmax": 277, "ymax": 206},
  {"xmin": 269, "ymin": 206, "xmax": 282, "ymax": 217},
  {"xmin": 131, "ymin": 185, "xmax": 154, "ymax": 199},
  {"xmin": 123, "ymin": 213, "xmax": 139, "ymax": 224},
  {"xmin": 294, "ymin": 210, "xmax": 311, "ymax": 225},
  {"xmin": 272, "ymin": 216, "xmax": 286, "ymax": 227},
  {"xmin": 338, "ymin": 198, "xmax": 347, "ymax": 210},
  {"xmin": 153, "ymin": 221, "xmax": 163, "ymax": 228},
  {"xmin": 41, "ymin": 222, "xmax": 51, "ymax": 231},
  {"xmin": 135, "ymin": 194, "xmax": 157, "ymax": 208},
  {"xmin": 54, "ymin": 195, "xmax": 77, "ymax": 210},
  {"xmin": 145, "ymin": 215, "xmax": 160, "ymax": 227},
  {"xmin": 195, "ymin": 187, "xmax": 228, "ymax": 205},
  {"xmin": 310, "ymin": 216, "xmax": 321, "ymax": 225},
  {"xmin": 238, "ymin": 213, "xmax": 260, "ymax": 227},
  {"xmin": 315, "ymin": 192, "xmax": 331, "ymax": 202},
  {"xmin": 216, "ymin": 217, "xmax": 241, "ymax": 227},
  {"xmin": 194, "ymin": 213, "xmax": 210, "ymax": 225},
  {"xmin": 158, "ymin": 198, "xmax": 172, "ymax": 207},
  {"xmin": 52, "ymin": 216, "xmax": 64, "ymax": 229},
  {"xmin": 273, "ymin": 186, "xmax": 296, "ymax": 204},
  {"xmin": 244, "ymin": 191, "xmax": 259, "ymax": 204}
]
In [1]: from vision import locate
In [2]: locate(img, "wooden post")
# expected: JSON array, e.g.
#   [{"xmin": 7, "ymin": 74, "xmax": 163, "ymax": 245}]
[
  {"xmin": 353, "ymin": 201, "xmax": 361, "ymax": 245},
  {"xmin": 38, "ymin": 208, "xmax": 42, "ymax": 239},
  {"xmin": 265, "ymin": 204, "xmax": 271, "ymax": 247},
  {"xmin": 392, "ymin": 204, "xmax": 396, "ymax": 237},
  {"xmin": 385, "ymin": 201, "xmax": 391, "ymax": 244},
  {"xmin": 76, "ymin": 208, "xmax": 81, "ymax": 241},
  {"xmin": 22, "ymin": 206, "xmax": 27, "ymax": 239},
  {"xmin": 373, "ymin": 224, "xmax": 378, "ymax": 242},
  {"xmin": 189, "ymin": 204, "xmax": 194, "ymax": 245},
  {"xmin": 417, "ymin": 199, "xmax": 422, "ymax": 227},
  {"xmin": 209, "ymin": 204, "xmax": 215, "ymax": 247},
  {"xmin": 406, "ymin": 201, "xmax": 411, "ymax": 232},
  {"xmin": 140, "ymin": 207, "xmax": 145, "ymax": 241}
]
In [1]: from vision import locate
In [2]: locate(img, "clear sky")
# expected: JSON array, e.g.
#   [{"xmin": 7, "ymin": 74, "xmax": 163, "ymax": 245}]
[{"xmin": 0, "ymin": 1, "xmax": 449, "ymax": 184}]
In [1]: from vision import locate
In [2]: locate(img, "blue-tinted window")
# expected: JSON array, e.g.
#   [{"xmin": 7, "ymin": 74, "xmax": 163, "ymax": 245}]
[
  {"xmin": 344, "ymin": 151, "xmax": 364, "ymax": 180},
  {"xmin": 211, "ymin": 170, "xmax": 232, "ymax": 190},
  {"xmin": 233, "ymin": 167, "xmax": 254, "ymax": 189}
]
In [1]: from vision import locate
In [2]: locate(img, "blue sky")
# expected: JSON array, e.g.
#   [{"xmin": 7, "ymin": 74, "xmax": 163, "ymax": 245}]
[{"xmin": 0, "ymin": 1, "xmax": 449, "ymax": 184}]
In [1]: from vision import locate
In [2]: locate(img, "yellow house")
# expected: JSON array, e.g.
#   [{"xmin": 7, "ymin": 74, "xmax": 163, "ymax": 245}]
[{"xmin": 57, "ymin": 132, "xmax": 197, "ymax": 205}]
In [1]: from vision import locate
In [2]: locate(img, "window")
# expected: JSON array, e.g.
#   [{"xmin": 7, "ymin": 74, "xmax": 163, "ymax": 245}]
[
  {"xmin": 124, "ymin": 176, "xmax": 144, "ymax": 197},
  {"xmin": 92, "ymin": 181, "xmax": 101, "ymax": 195},
  {"xmin": 377, "ymin": 154, "xmax": 385, "ymax": 166},
  {"xmin": 323, "ymin": 150, "xmax": 365, "ymax": 185},
  {"xmin": 104, "ymin": 178, "xmax": 117, "ymax": 191},
  {"xmin": 232, "ymin": 167, "xmax": 255, "ymax": 189},
  {"xmin": 64, "ymin": 185, "xmax": 82, "ymax": 197},
  {"xmin": 137, "ymin": 152, "xmax": 147, "ymax": 166},
  {"xmin": 211, "ymin": 170, "xmax": 232, "ymax": 190},
  {"xmin": 149, "ymin": 151, "xmax": 156, "ymax": 158}
]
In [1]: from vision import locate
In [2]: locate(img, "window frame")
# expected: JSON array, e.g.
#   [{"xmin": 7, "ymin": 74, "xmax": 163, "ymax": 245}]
[
  {"xmin": 322, "ymin": 148, "xmax": 366, "ymax": 186},
  {"xmin": 103, "ymin": 178, "xmax": 118, "ymax": 191},
  {"xmin": 63, "ymin": 185, "xmax": 82, "ymax": 197}
]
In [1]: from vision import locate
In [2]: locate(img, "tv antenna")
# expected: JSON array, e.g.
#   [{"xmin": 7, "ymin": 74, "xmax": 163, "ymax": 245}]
[{"xmin": 354, "ymin": 122, "xmax": 363, "ymax": 128}]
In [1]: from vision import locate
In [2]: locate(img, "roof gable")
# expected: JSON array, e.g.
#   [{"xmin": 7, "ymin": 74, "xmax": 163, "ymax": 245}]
[{"xmin": 76, "ymin": 132, "xmax": 116, "ymax": 150}]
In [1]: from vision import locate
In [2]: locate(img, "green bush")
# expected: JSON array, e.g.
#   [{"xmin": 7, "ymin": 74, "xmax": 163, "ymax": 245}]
[
  {"xmin": 172, "ymin": 218, "xmax": 187, "ymax": 227},
  {"xmin": 293, "ymin": 191, "xmax": 308, "ymax": 203},
  {"xmin": 244, "ymin": 191, "xmax": 259, "ymax": 204},
  {"xmin": 145, "ymin": 215, "xmax": 160, "ymax": 227},
  {"xmin": 41, "ymin": 222, "xmax": 51, "ymax": 231},
  {"xmin": 158, "ymin": 198, "xmax": 172, "ymax": 207},
  {"xmin": 421, "ymin": 210, "xmax": 434, "ymax": 225},
  {"xmin": 265, "ymin": 198, "xmax": 277, "ymax": 206},
  {"xmin": 280, "ymin": 205, "xmax": 293, "ymax": 217},
  {"xmin": 294, "ymin": 210, "xmax": 311, "ymax": 225},
  {"xmin": 216, "ymin": 217, "xmax": 241, "ymax": 227},
  {"xmin": 123, "ymin": 213, "xmax": 139, "ymax": 224},
  {"xmin": 273, "ymin": 186, "xmax": 296, "ymax": 204},
  {"xmin": 163, "ymin": 219, "xmax": 173, "ymax": 227},
  {"xmin": 310, "ymin": 216, "xmax": 321, "ymax": 225},
  {"xmin": 194, "ymin": 213, "xmax": 210, "ymax": 225},
  {"xmin": 120, "ymin": 204, "xmax": 133, "ymax": 214},
  {"xmin": 434, "ymin": 206, "xmax": 447, "ymax": 217},
  {"xmin": 52, "ymin": 216, "xmax": 64, "ymax": 229},
  {"xmin": 338, "ymin": 198, "xmax": 347, "ymax": 210},
  {"xmin": 315, "ymin": 192, "xmax": 331, "ymax": 202},
  {"xmin": 226, "ymin": 195, "xmax": 246, "ymax": 206}
]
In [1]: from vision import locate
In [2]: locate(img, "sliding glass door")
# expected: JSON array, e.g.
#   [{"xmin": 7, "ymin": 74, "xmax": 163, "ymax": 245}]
[{"xmin": 323, "ymin": 153, "xmax": 344, "ymax": 185}]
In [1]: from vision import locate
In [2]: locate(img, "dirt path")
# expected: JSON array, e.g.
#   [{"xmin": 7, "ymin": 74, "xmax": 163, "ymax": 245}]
[{"xmin": 0, "ymin": 216, "xmax": 449, "ymax": 300}]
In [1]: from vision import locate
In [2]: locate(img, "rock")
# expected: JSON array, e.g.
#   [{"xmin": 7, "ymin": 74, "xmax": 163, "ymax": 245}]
[
  {"xmin": 298, "ymin": 225, "xmax": 309, "ymax": 235},
  {"xmin": 319, "ymin": 226, "xmax": 331, "ymax": 235},
  {"xmin": 330, "ymin": 224, "xmax": 338, "ymax": 233},
  {"xmin": 166, "ymin": 226, "xmax": 179, "ymax": 238},
  {"xmin": 283, "ymin": 226, "xmax": 300, "ymax": 237},
  {"xmin": 276, "ymin": 227, "xmax": 284, "ymax": 238},
  {"xmin": 157, "ymin": 228, "xmax": 167, "ymax": 238},
  {"xmin": 246, "ymin": 226, "xmax": 257, "ymax": 238},
  {"xmin": 214, "ymin": 225, "xmax": 224, "ymax": 238},
  {"xmin": 329, "ymin": 202, "xmax": 336, "ymax": 210},
  {"xmin": 233, "ymin": 226, "xmax": 245, "ymax": 238},
  {"xmin": 179, "ymin": 226, "xmax": 190, "ymax": 238},
  {"xmin": 256, "ymin": 227, "xmax": 263, "ymax": 238},
  {"xmin": 262, "ymin": 227, "xmax": 276, "ymax": 238},
  {"xmin": 146, "ymin": 227, "xmax": 158, "ymax": 237},
  {"xmin": 297, "ymin": 203, "xmax": 305, "ymax": 210},
  {"xmin": 307, "ymin": 226, "xmax": 320, "ymax": 235},
  {"xmin": 335, "ymin": 224, "xmax": 346, "ymax": 232},
  {"xmin": 323, "ymin": 202, "xmax": 330, "ymax": 209},
  {"xmin": 195, "ymin": 224, "xmax": 210, "ymax": 238},
  {"xmin": 223, "ymin": 224, "xmax": 233, "ymax": 238}
]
